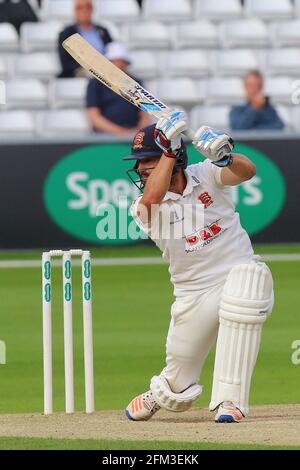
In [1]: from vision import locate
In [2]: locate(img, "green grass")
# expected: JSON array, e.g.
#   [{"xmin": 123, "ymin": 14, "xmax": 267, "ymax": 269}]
[
  {"xmin": 0, "ymin": 437, "xmax": 298, "ymax": 450},
  {"xmin": 0, "ymin": 244, "xmax": 299, "ymax": 449},
  {"xmin": 0, "ymin": 245, "xmax": 299, "ymax": 413}
]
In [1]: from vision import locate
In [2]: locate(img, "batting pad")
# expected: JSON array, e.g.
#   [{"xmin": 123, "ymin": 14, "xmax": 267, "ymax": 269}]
[
  {"xmin": 150, "ymin": 375, "xmax": 202, "ymax": 412},
  {"xmin": 209, "ymin": 261, "xmax": 274, "ymax": 416}
]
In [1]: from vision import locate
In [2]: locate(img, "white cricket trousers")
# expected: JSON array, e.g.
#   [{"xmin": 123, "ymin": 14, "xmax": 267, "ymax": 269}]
[{"xmin": 161, "ymin": 281, "xmax": 225, "ymax": 394}]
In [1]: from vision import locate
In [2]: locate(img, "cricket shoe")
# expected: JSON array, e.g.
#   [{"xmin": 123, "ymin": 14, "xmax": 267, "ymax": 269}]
[
  {"xmin": 215, "ymin": 401, "xmax": 244, "ymax": 423},
  {"xmin": 125, "ymin": 391, "xmax": 161, "ymax": 421}
]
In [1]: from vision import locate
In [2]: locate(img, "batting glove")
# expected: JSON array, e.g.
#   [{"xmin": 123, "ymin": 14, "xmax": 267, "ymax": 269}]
[
  {"xmin": 154, "ymin": 110, "xmax": 188, "ymax": 158},
  {"xmin": 192, "ymin": 126, "xmax": 234, "ymax": 167}
]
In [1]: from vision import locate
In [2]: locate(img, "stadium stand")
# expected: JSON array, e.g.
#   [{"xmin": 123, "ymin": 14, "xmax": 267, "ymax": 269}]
[
  {"xmin": 143, "ymin": 0, "xmax": 192, "ymax": 21},
  {"xmin": 37, "ymin": 109, "xmax": 90, "ymax": 136},
  {"xmin": 40, "ymin": 0, "xmax": 75, "ymax": 22},
  {"xmin": 270, "ymin": 20, "xmax": 300, "ymax": 47},
  {"xmin": 20, "ymin": 21, "xmax": 62, "ymax": 52},
  {"xmin": 125, "ymin": 21, "xmax": 171, "ymax": 49},
  {"xmin": 166, "ymin": 50, "xmax": 210, "ymax": 77},
  {"xmin": 190, "ymin": 105, "xmax": 231, "ymax": 132},
  {"xmin": 219, "ymin": 19, "xmax": 269, "ymax": 48},
  {"xmin": 0, "ymin": 111, "xmax": 36, "ymax": 137},
  {"xmin": 276, "ymin": 105, "xmax": 294, "ymax": 130},
  {"xmin": 5, "ymin": 79, "xmax": 48, "ymax": 109},
  {"xmin": 216, "ymin": 50, "xmax": 259, "ymax": 76},
  {"xmin": 1, "ymin": 0, "xmax": 300, "ymax": 136},
  {"xmin": 206, "ymin": 77, "xmax": 245, "ymax": 105},
  {"xmin": 96, "ymin": 0, "xmax": 140, "ymax": 23},
  {"xmin": 195, "ymin": 0, "xmax": 243, "ymax": 21},
  {"xmin": 0, "ymin": 58, "xmax": 9, "ymax": 80},
  {"xmin": 128, "ymin": 50, "xmax": 158, "ymax": 79},
  {"xmin": 146, "ymin": 78, "xmax": 204, "ymax": 106},
  {"xmin": 48, "ymin": 77, "xmax": 88, "ymax": 108},
  {"xmin": 0, "ymin": 0, "xmax": 38, "ymax": 33},
  {"xmin": 0, "ymin": 23, "xmax": 19, "ymax": 51},
  {"xmin": 244, "ymin": 0, "xmax": 293, "ymax": 20},
  {"xmin": 264, "ymin": 76, "xmax": 296, "ymax": 104},
  {"xmin": 14, "ymin": 52, "xmax": 60, "ymax": 79},
  {"xmin": 291, "ymin": 103, "xmax": 300, "ymax": 129},
  {"xmin": 175, "ymin": 21, "xmax": 219, "ymax": 49},
  {"xmin": 266, "ymin": 48, "xmax": 300, "ymax": 76}
]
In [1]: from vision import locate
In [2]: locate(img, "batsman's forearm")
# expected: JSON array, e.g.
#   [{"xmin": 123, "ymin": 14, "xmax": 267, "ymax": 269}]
[
  {"xmin": 143, "ymin": 155, "xmax": 175, "ymax": 205},
  {"xmin": 228, "ymin": 153, "xmax": 256, "ymax": 180},
  {"xmin": 220, "ymin": 153, "xmax": 256, "ymax": 186}
]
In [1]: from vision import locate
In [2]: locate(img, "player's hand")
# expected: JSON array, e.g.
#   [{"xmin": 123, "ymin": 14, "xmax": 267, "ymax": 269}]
[
  {"xmin": 154, "ymin": 110, "xmax": 188, "ymax": 158},
  {"xmin": 192, "ymin": 126, "xmax": 234, "ymax": 167},
  {"xmin": 247, "ymin": 92, "xmax": 266, "ymax": 110}
]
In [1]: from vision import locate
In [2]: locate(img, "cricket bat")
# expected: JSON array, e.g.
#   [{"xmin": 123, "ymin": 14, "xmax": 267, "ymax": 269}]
[{"xmin": 62, "ymin": 33, "xmax": 195, "ymax": 140}]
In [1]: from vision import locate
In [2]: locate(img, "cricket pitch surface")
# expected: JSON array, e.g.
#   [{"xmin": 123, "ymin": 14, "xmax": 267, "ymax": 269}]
[{"xmin": 0, "ymin": 405, "xmax": 299, "ymax": 447}]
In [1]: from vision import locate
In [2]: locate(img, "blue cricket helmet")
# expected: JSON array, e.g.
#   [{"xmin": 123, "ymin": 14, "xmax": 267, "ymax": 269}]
[{"xmin": 123, "ymin": 124, "xmax": 188, "ymax": 190}]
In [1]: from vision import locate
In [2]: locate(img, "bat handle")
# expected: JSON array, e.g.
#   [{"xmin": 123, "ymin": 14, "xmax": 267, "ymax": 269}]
[{"xmin": 184, "ymin": 128, "xmax": 195, "ymax": 141}]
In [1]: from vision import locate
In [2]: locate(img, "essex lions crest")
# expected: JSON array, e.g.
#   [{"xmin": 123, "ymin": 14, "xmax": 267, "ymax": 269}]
[{"xmin": 133, "ymin": 131, "xmax": 145, "ymax": 150}]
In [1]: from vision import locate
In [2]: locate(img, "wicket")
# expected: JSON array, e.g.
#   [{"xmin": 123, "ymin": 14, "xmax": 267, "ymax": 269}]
[{"xmin": 42, "ymin": 249, "xmax": 94, "ymax": 415}]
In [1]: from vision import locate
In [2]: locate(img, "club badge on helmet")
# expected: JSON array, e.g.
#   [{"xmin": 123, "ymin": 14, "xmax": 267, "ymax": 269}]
[{"xmin": 123, "ymin": 124, "xmax": 188, "ymax": 191}]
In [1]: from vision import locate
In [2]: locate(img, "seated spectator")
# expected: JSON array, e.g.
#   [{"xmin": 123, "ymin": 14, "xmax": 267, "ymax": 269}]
[
  {"xmin": 230, "ymin": 70, "xmax": 284, "ymax": 131},
  {"xmin": 58, "ymin": 0, "xmax": 113, "ymax": 78},
  {"xmin": 86, "ymin": 43, "xmax": 151, "ymax": 135},
  {"xmin": 0, "ymin": 0, "xmax": 38, "ymax": 34}
]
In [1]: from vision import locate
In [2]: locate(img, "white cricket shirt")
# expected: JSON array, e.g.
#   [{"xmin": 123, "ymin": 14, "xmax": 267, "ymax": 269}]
[{"xmin": 131, "ymin": 159, "xmax": 256, "ymax": 296}]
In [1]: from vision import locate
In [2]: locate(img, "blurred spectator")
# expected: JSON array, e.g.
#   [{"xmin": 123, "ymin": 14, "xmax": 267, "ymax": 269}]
[
  {"xmin": 136, "ymin": 0, "xmax": 143, "ymax": 7},
  {"xmin": 86, "ymin": 42, "xmax": 151, "ymax": 135},
  {"xmin": 230, "ymin": 70, "xmax": 284, "ymax": 131},
  {"xmin": 0, "ymin": 0, "xmax": 38, "ymax": 34},
  {"xmin": 58, "ymin": 0, "xmax": 113, "ymax": 78}
]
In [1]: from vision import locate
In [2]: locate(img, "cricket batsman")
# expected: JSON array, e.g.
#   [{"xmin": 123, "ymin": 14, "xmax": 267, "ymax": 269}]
[{"xmin": 123, "ymin": 112, "xmax": 274, "ymax": 423}]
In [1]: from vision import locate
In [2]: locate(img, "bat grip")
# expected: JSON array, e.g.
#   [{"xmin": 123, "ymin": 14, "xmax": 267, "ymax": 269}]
[{"xmin": 184, "ymin": 128, "xmax": 195, "ymax": 141}]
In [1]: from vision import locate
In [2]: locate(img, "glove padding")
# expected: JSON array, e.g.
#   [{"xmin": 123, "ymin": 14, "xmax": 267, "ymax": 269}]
[
  {"xmin": 192, "ymin": 126, "xmax": 234, "ymax": 166},
  {"xmin": 154, "ymin": 110, "xmax": 188, "ymax": 158}
]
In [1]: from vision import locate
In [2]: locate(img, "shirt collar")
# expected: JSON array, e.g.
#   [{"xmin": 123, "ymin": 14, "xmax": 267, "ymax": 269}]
[
  {"xmin": 163, "ymin": 168, "xmax": 202, "ymax": 202},
  {"xmin": 77, "ymin": 25, "xmax": 96, "ymax": 34}
]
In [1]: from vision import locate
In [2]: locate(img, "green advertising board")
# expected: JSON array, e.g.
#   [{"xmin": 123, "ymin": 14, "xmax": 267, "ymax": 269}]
[{"xmin": 44, "ymin": 142, "xmax": 286, "ymax": 245}]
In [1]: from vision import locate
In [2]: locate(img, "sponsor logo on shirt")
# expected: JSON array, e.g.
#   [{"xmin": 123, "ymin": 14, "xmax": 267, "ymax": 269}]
[{"xmin": 185, "ymin": 219, "xmax": 227, "ymax": 253}]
